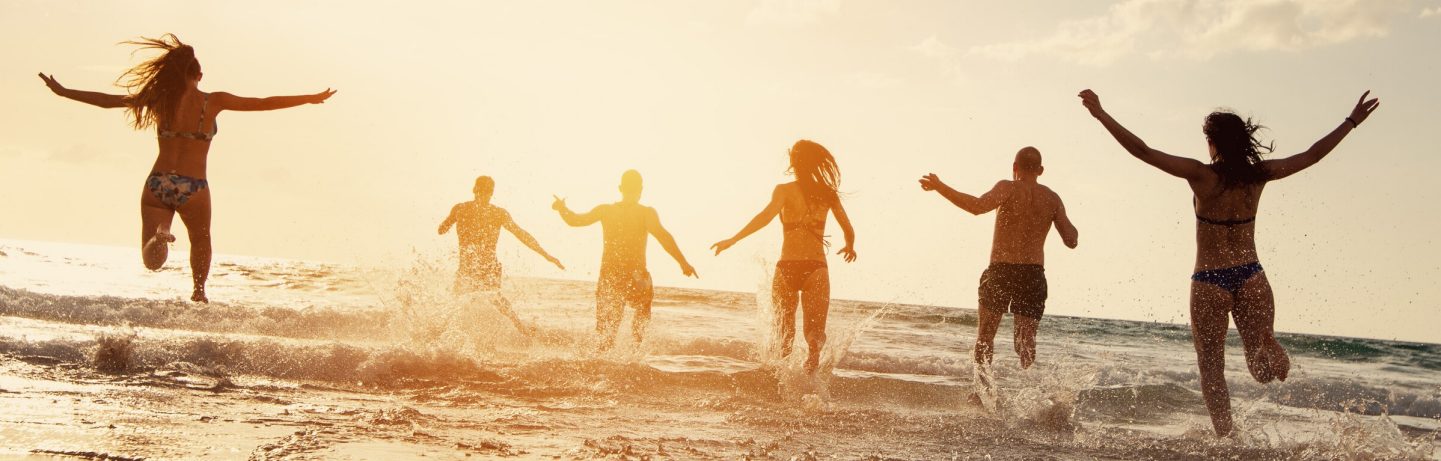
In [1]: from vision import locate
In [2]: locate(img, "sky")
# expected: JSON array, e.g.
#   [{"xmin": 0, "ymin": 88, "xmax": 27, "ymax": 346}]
[{"xmin": 2, "ymin": 0, "xmax": 1439, "ymax": 343}]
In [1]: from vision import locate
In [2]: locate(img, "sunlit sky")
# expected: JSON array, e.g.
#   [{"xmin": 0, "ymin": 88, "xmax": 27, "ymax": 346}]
[{"xmin": 3, "ymin": 1, "xmax": 1439, "ymax": 343}]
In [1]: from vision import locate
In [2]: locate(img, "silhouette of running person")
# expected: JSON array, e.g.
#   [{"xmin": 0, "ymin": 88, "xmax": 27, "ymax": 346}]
[
  {"xmin": 38, "ymin": 34, "xmax": 334, "ymax": 303},
  {"xmin": 919, "ymin": 147, "xmax": 1078, "ymax": 370},
  {"xmin": 552, "ymin": 170, "xmax": 697, "ymax": 351},
  {"xmin": 439, "ymin": 176, "xmax": 564, "ymax": 334},
  {"xmin": 1079, "ymin": 88, "xmax": 1380, "ymax": 437},
  {"xmin": 712, "ymin": 140, "xmax": 857, "ymax": 373}
]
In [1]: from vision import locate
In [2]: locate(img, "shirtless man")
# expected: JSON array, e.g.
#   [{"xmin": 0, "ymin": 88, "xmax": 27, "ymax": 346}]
[
  {"xmin": 439, "ymin": 176, "xmax": 565, "ymax": 334},
  {"xmin": 552, "ymin": 170, "xmax": 698, "ymax": 351},
  {"xmin": 919, "ymin": 147, "xmax": 1079, "ymax": 369}
]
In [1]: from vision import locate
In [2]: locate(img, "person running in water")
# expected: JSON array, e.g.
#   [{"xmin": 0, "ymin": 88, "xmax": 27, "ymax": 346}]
[
  {"xmin": 1078, "ymin": 88, "xmax": 1379, "ymax": 436},
  {"xmin": 552, "ymin": 170, "xmax": 697, "ymax": 351},
  {"xmin": 919, "ymin": 147, "xmax": 1078, "ymax": 370},
  {"xmin": 712, "ymin": 140, "xmax": 857, "ymax": 373},
  {"xmin": 439, "ymin": 176, "xmax": 565, "ymax": 334},
  {"xmin": 39, "ymin": 34, "xmax": 334, "ymax": 302}
]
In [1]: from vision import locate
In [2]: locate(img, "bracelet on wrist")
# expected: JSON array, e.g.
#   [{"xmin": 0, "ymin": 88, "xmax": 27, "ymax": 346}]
[{"xmin": 1345, "ymin": 117, "xmax": 1359, "ymax": 128}]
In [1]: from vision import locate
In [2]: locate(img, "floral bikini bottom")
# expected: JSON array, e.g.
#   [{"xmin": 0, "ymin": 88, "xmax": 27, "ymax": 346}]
[{"xmin": 146, "ymin": 171, "xmax": 209, "ymax": 210}]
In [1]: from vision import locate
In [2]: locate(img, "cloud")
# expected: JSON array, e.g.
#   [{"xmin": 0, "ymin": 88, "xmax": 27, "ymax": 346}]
[
  {"xmin": 970, "ymin": 0, "xmax": 1412, "ymax": 66},
  {"xmin": 1422, "ymin": 6, "xmax": 1441, "ymax": 17},
  {"xmin": 744, "ymin": 0, "xmax": 841, "ymax": 27},
  {"xmin": 909, "ymin": 35, "xmax": 967, "ymax": 84}
]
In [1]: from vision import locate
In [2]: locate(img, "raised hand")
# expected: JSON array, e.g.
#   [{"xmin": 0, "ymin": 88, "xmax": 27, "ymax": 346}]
[
  {"xmin": 310, "ymin": 88, "xmax": 337, "ymax": 104},
  {"xmin": 918, "ymin": 173, "xmax": 945, "ymax": 192},
  {"xmin": 837, "ymin": 245, "xmax": 857, "ymax": 263},
  {"xmin": 1348, "ymin": 90, "xmax": 1380, "ymax": 127},
  {"xmin": 551, "ymin": 195, "xmax": 568, "ymax": 212},
  {"xmin": 1078, "ymin": 89, "xmax": 1103, "ymax": 117},
  {"xmin": 38, "ymin": 73, "xmax": 67, "ymax": 95},
  {"xmin": 710, "ymin": 239, "xmax": 735, "ymax": 256}
]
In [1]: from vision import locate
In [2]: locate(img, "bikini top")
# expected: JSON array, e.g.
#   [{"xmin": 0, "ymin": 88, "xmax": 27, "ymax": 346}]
[
  {"xmin": 1193, "ymin": 198, "xmax": 1255, "ymax": 226},
  {"xmin": 157, "ymin": 93, "xmax": 218, "ymax": 142},
  {"xmin": 781, "ymin": 193, "xmax": 829, "ymax": 245},
  {"xmin": 1196, "ymin": 215, "xmax": 1255, "ymax": 226}
]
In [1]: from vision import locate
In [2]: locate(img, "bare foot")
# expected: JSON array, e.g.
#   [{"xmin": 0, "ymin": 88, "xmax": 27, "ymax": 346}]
[
  {"xmin": 1269, "ymin": 340, "xmax": 1291, "ymax": 382},
  {"xmin": 191, "ymin": 287, "xmax": 208, "ymax": 303},
  {"xmin": 157, "ymin": 230, "xmax": 176, "ymax": 243}
]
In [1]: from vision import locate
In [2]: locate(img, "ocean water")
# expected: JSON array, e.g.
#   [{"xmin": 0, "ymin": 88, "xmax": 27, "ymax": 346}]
[{"xmin": 0, "ymin": 238, "xmax": 1437, "ymax": 460}]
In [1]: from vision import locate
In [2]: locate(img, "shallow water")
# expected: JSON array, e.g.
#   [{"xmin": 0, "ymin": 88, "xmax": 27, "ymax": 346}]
[{"xmin": 0, "ymin": 238, "xmax": 1437, "ymax": 459}]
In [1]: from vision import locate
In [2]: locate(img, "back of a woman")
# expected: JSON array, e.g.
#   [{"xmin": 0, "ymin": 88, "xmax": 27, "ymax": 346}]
[
  {"xmin": 712, "ymin": 139, "xmax": 857, "ymax": 373},
  {"xmin": 40, "ymin": 33, "xmax": 335, "ymax": 303},
  {"xmin": 1079, "ymin": 88, "xmax": 1379, "ymax": 437}
]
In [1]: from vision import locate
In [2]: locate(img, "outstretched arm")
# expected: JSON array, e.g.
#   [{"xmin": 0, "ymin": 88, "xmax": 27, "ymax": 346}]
[
  {"xmin": 710, "ymin": 186, "xmax": 782, "ymax": 255},
  {"xmin": 211, "ymin": 89, "xmax": 335, "ymax": 112},
  {"xmin": 38, "ymin": 73, "xmax": 128, "ymax": 109},
  {"xmin": 437, "ymin": 206, "xmax": 458, "ymax": 234},
  {"xmin": 831, "ymin": 197, "xmax": 857, "ymax": 263},
  {"xmin": 918, "ymin": 175, "xmax": 1012, "ymax": 216},
  {"xmin": 1053, "ymin": 197, "xmax": 1079, "ymax": 249},
  {"xmin": 552, "ymin": 196, "xmax": 604, "ymax": 227},
  {"xmin": 502, "ymin": 213, "xmax": 565, "ymax": 270},
  {"xmin": 647, "ymin": 209, "xmax": 697, "ymax": 278},
  {"xmin": 1263, "ymin": 91, "xmax": 1380, "ymax": 181},
  {"xmin": 1078, "ymin": 89, "xmax": 1209, "ymax": 181}
]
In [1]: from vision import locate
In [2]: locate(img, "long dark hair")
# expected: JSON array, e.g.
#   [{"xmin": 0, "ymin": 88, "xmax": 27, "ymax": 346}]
[
  {"xmin": 1203, "ymin": 111, "xmax": 1273, "ymax": 186},
  {"xmin": 787, "ymin": 139, "xmax": 840, "ymax": 206},
  {"xmin": 117, "ymin": 34, "xmax": 200, "ymax": 131}
]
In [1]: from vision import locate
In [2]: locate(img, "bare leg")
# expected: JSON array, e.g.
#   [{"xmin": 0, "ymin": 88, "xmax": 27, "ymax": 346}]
[
  {"xmin": 139, "ymin": 190, "xmax": 176, "ymax": 271},
  {"xmin": 630, "ymin": 297, "xmax": 652, "ymax": 346},
  {"xmin": 1234, "ymin": 272, "xmax": 1289, "ymax": 383},
  {"xmin": 1191, "ymin": 281, "xmax": 1235, "ymax": 437},
  {"xmin": 798, "ymin": 267, "xmax": 831, "ymax": 373},
  {"xmin": 176, "ymin": 190, "xmax": 212, "ymax": 303},
  {"xmin": 1013, "ymin": 314, "xmax": 1040, "ymax": 369},
  {"xmin": 772, "ymin": 272, "xmax": 801, "ymax": 360},
  {"xmin": 974, "ymin": 306, "xmax": 1004, "ymax": 366}
]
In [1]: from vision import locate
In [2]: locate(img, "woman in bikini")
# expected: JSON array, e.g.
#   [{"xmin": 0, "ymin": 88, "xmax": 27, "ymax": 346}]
[
  {"xmin": 1078, "ymin": 89, "xmax": 1379, "ymax": 436},
  {"xmin": 39, "ymin": 34, "xmax": 335, "ymax": 302},
  {"xmin": 711, "ymin": 140, "xmax": 857, "ymax": 373}
]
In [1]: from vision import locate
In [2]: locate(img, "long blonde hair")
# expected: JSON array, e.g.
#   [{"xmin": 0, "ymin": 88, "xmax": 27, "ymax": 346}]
[
  {"xmin": 787, "ymin": 140, "xmax": 840, "ymax": 206},
  {"xmin": 116, "ymin": 34, "xmax": 200, "ymax": 131}
]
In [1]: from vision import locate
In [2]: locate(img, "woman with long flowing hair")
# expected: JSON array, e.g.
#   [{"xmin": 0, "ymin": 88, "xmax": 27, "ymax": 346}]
[
  {"xmin": 1078, "ymin": 89, "xmax": 1379, "ymax": 436},
  {"xmin": 711, "ymin": 140, "xmax": 857, "ymax": 373},
  {"xmin": 39, "ymin": 34, "xmax": 335, "ymax": 302}
]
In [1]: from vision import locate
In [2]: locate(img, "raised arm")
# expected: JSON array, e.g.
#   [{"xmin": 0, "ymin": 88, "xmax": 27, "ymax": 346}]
[
  {"xmin": 437, "ymin": 205, "xmax": 459, "ymax": 234},
  {"xmin": 501, "ymin": 212, "xmax": 565, "ymax": 270},
  {"xmin": 1263, "ymin": 91, "xmax": 1380, "ymax": 181},
  {"xmin": 918, "ymin": 175, "xmax": 1012, "ymax": 216},
  {"xmin": 830, "ymin": 196, "xmax": 857, "ymax": 263},
  {"xmin": 38, "ymin": 73, "xmax": 129, "ymax": 109},
  {"xmin": 552, "ymin": 196, "xmax": 604, "ymax": 227},
  {"xmin": 1053, "ymin": 195, "xmax": 1079, "ymax": 249},
  {"xmin": 710, "ymin": 186, "xmax": 782, "ymax": 255},
  {"xmin": 647, "ymin": 208, "xmax": 698, "ymax": 278},
  {"xmin": 1078, "ymin": 89, "xmax": 1209, "ymax": 181},
  {"xmin": 211, "ymin": 89, "xmax": 335, "ymax": 112}
]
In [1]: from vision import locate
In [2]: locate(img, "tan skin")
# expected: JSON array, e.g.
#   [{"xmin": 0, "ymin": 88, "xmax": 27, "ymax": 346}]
[
  {"xmin": 711, "ymin": 181, "xmax": 857, "ymax": 372},
  {"xmin": 552, "ymin": 179, "xmax": 697, "ymax": 347},
  {"xmin": 38, "ymin": 71, "xmax": 334, "ymax": 302},
  {"xmin": 1079, "ymin": 89, "xmax": 1380, "ymax": 436},
  {"xmin": 439, "ymin": 182, "xmax": 564, "ymax": 334},
  {"xmin": 918, "ymin": 148, "xmax": 1079, "ymax": 369}
]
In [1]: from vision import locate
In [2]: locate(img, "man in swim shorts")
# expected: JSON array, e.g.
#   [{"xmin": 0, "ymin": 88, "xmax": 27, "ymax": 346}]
[
  {"xmin": 919, "ymin": 147, "xmax": 1079, "ymax": 368},
  {"xmin": 552, "ymin": 170, "xmax": 698, "ymax": 351},
  {"xmin": 439, "ymin": 176, "xmax": 564, "ymax": 333}
]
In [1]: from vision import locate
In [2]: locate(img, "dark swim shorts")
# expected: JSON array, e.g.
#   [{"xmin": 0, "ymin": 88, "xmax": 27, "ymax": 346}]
[{"xmin": 978, "ymin": 262, "xmax": 1048, "ymax": 319}]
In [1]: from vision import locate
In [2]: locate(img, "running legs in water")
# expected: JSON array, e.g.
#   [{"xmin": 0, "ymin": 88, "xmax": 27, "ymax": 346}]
[
  {"xmin": 972, "ymin": 307, "xmax": 1038, "ymax": 368},
  {"xmin": 1190, "ymin": 271, "xmax": 1290, "ymax": 436},
  {"xmin": 773, "ymin": 267, "xmax": 830, "ymax": 373}
]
